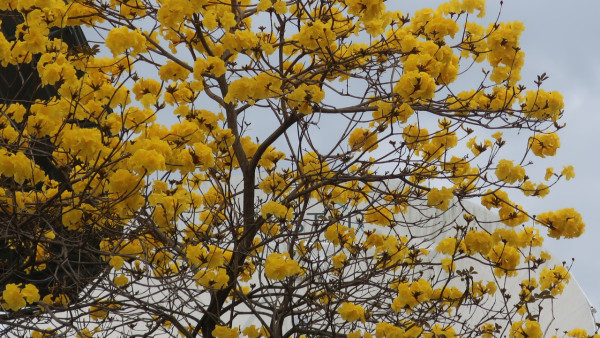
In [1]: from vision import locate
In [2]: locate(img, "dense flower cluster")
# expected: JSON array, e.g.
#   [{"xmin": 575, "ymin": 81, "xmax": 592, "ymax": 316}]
[
  {"xmin": 264, "ymin": 253, "xmax": 302, "ymax": 280},
  {"xmin": 0, "ymin": 0, "xmax": 586, "ymax": 336}
]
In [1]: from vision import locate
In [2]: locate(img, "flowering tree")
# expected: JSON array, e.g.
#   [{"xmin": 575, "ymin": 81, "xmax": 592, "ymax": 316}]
[{"xmin": 0, "ymin": 0, "xmax": 590, "ymax": 337}]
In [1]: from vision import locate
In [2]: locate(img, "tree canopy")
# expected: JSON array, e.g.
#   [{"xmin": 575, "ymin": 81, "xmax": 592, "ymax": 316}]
[{"xmin": 0, "ymin": 0, "xmax": 592, "ymax": 337}]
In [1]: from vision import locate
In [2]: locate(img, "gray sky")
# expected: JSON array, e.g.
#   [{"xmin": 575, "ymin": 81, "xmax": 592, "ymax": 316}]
[
  {"xmin": 500, "ymin": 0, "xmax": 600, "ymax": 312},
  {"xmin": 383, "ymin": 0, "xmax": 600, "ymax": 312}
]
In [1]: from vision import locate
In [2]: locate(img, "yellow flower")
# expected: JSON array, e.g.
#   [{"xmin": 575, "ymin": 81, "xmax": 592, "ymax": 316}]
[
  {"xmin": 194, "ymin": 268, "xmax": 230, "ymax": 290},
  {"xmin": 324, "ymin": 223, "xmax": 355, "ymax": 246},
  {"xmin": 436, "ymin": 237, "xmax": 460, "ymax": 255},
  {"xmin": 293, "ymin": 20, "xmax": 336, "ymax": 51},
  {"xmin": 510, "ymin": 320, "xmax": 542, "ymax": 338},
  {"xmin": 498, "ymin": 205, "xmax": 528, "ymax": 227},
  {"xmin": 264, "ymin": 252, "xmax": 301, "ymax": 280},
  {"xmin": 495, "ymin": 159, "xmax": 525, "ymax": 184},
  {"xmin": 76, "ymin": 328, "xmax": 98, "ymax": 338},
  {"xmin": 286, "ymin": 84, "xmax": 325, "ymax": 115},
  {"xmin": 481, "ymin": 189, "xmax": 510, "ymax": 209},
  {"xmin": 242, "ymin": 325, "xmax": 261, "ymax": 338},
  {"xmin": 107, "ymin": 169, "xmax": 143, "ymax": 195},
  {"xmin": 259, "ymin": 174, "xmax": 287, "ymax": 195},
  {"xmin": 567, "ymin": 328, "xmax": 588, "ymax": 338},
  {"xmin": 332, "ymin": 252, "xmax": 347, "ymax": 268},
  {"xmin": 114, "ymin": 274, "xmax": 129, "ymax": 287},
  {"xmin": 394, "ymin": 71, "xmax": 436, "ymax": 100},
  {"xmin": 441, "ymin": 257, "xmax": 456, "ymax": 273},
  {"xmin": 428, "ymin": 324, "xmax": 457, "ymax": 338},
  {"xmin": 89, "ymin": 305, "xmax": 109, "ymax": 321},
  {"xmin": 3, "ymin": 284, "xmax": 26, "ymax": 311},
  {"xmin": 260, "ymin": 200, "xmax": 292, "ymax": 220},
  {"xmin": 347, "ymin": 331, "xmax": 362, "ymax": 338},
  {"xmin": 561, "ymin": 165, "xmax": 575, "ymax": 180},
  {"xmin": 337, "ymin": 302, "xmax": 366, "ymax": 322},
  {"xmin": 539, "ymin": 265, "xmax": 570, "ymax": 296},
  {"xmin": 208, "ymin": 56, "xmax": 227, "ymax": 77},
  {"xmin": 273, "ymin": 0, "xmax": 287, "ymax": 14},
  {"xmin": 105, "ymin": 26, "xmax": 147, "ymax": 56},
  {"xmin": 190, "ymin": 142, "xmax": 216, "ymax": 171},
  {"xmin": 427, "ymin": 187, "xmax": 454, "ymax": 211},
  {"xmin": 256, "ymin": 0, "xmax": 271, "ymax": 12},
  {"xmin": 364, "ymin": 206, "xmax": 394, "ymax": 226},
  {"xmin": 20, "ymin": 284, "xmax": 39, "ymax": 304},
  {"xmin": 158, "ymin": 60, "xmax": 191, "ymax": 81},
  {"xmin": 487, "ymin": 243, "xmax": 520, "ymax": 277},
  {"xmin": 299, "ymin": 151, "xmax": 332, "ymax": 177},
  {"xmin": 212, "ymin": 326, "xmax": 240, "ymax": 338},
  {"xmin": 376, "ymin": 322, "xmax": 407, "ymax": 337},
  {"xmin": 129, "ymin": 149, "xmax": 166, "ymax": 174},
  {"xmin": 522, "ymin": 90, "xmax": 564, "ymax": 121},
  {"xmin": 402, "ymin": 124, "xmax": 429, "ymax": 149},
  {"xmin": 348, "ymin": 128, "xmax": 378, "ymax": 152},
  {"xmin": 537, "ymin": 208, "xmax": 585, "ymax": 239},
  {"xmin": 391, "ymin": 279, "xmax": 433, "ymax": 312},
  {"xmin": 62, "ymin": 207, "xmax": 84, "ymax": 231},
  {"xmin": 109, "ymin": 256, "xmax": 125, "ymax": 270},
  {"xmin": 529, "ymin": 133, "xmax": 560, "ymax": 158},
  {"xmin": 544, "ymin": 167, "xmax": 554, "ymax": 181},
  {"xmin": 59, "ymin": 127, "xmax": 105, "ymax": 161},
  {"xmin": 464, "ymin": 230, "xmax": 492, "ymax": 255}
]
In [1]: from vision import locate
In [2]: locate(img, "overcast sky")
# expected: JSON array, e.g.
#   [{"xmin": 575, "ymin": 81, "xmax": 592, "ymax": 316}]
[
  {"xmin": 495, "ymin": 0, "xmax": 600, "ymax": 313},
  {"xmin": 397, "ymin": 0, "xmax": 600, "ymax": 311}
]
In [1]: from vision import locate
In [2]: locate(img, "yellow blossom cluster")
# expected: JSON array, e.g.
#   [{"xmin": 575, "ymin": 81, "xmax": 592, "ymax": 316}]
[
  {"xmin": 487, "ymin": 242, "xmax": 521, "ymax": 277},
  {"xmin": 242, "ymin": 324, "xmax": 269, "ymax": 338},
  {"xmin": 186, "ymin": 244, "xmax": 228, "ymax": 269},
  {"xmin": 364, "ymin": 206, "xmax": 394, "ymax": 226},
  {"xmin": 364, "ymin": 233, "xmax": 410, "ymax": 268},
  {"xmin": 391, "ymin": 279, "xmax": 433, "ymax": 312},
  {"xmin": 485, "ymin": 21, "xmax": 525, "ymax": 84},
  {"xmin": 495, "ymin": 159, "xmax": 526, "ymax": 184},
  {"xmin": 375, "ymin": 322, "xmax": 423, "ymax": 338},
  {"xmin": 337, "ymin": 302, "xmax": 366, "ymax": 322},
  {"xmin": 537, "ymin": 208, "xmax": 585, "ymax": 239},
  {"xmin": 371, "ymin": 101, "xmax": 414, "ymax": 126},
  {"xmin": 332, "ymin": 252, "xmax": 347, "ymax": 269},
  {"xmin": 0, "ymin": 149, "xmax": 45, "ymax": 185},
  {"xmin": 224, "ymin": 73, "xmax": 283, "ymax": 105},
  {"xmin": 89, "ymin": 301, "xmax": 121, "ymax": 321},
  {"xmin": 522, "ymin": 89, "xmax": 564, "ymax": 121},
  {"xmin": 212, "ymin": 325, "xmax": 239, "ymax": 338},
  {"xmin": 194, "ymin": 56, "xmax": 226, "ymax": 79},
  {"xmin": 263, "ymin": 252, "xmax": 301, "ymax": 280},
  {"xmin": 539, "ymin": 265, "xmax": 570, "ymax": 296},
  {"xmin": 394, "ymin": 71, "xmax": 437, "ymax": 101},
  {"xmin": 529, "ymin": 132, "xmax": 560, "ymax": 157},
  {"xmin": 427, "ymin": 187, "xmax": 454, "ymax": 211},
  {"xmin": 259, "ymin": 173, "xmax": 288, "ymax": 195},
  {"xmin": 158, "ymin": 60, "xmax": 191, "ymax": 82},
  {"xmin": 194, "ymin": 268, "xmax": 230, "ymax": 290},
  {"xmin": 436, "ymin": 224, "xmax": 544, "ymax": 277},
  {"xmin": 285, "ymin": 83, "xmax": 326, "ymax": 115},
  {"xmin": 510, "ymin": 320, "xmax": 542, "ymax": 338},
  {"xmin": 348, "ymin": 128, "xmax": 378, "ymax": 152},
  {"xmin": 260, "ymin": 200, "xmax": 293, "ymax": 220},
  {"xmin": 293, "ymin": 19, "xmax": 338, "ymax": 52},
  {"xmin": 2, "ymin": 284, "xmax": 40, "ymax": 311},
  {"xmin": 324, "ymin": 223, "xmax": 356, "ymax": 247},
  {"xmin": 105, "ymin": 26, "xmax": 147, "ymax": 56}
]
